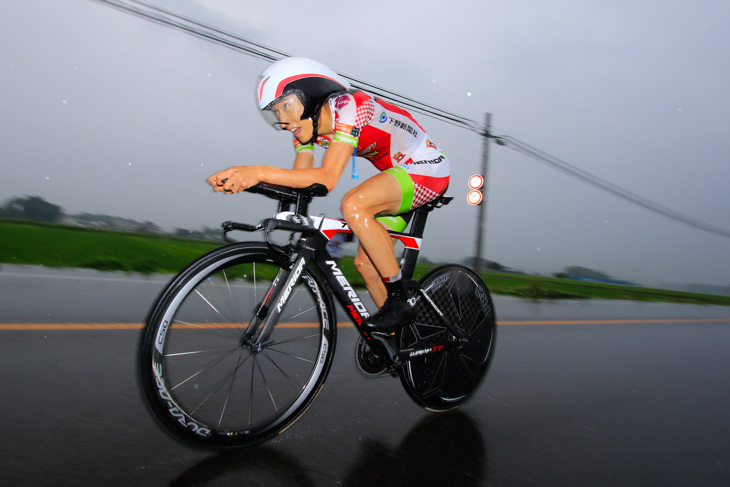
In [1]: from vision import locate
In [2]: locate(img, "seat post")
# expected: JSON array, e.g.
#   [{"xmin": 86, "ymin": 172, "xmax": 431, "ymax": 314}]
[
  {"xmin": 407, "ymin": 205, "xmax": 433, "ymax": 240},
  {"xmin": 399, "ymin": 206, "xmax": 433, "ymax": 279}
]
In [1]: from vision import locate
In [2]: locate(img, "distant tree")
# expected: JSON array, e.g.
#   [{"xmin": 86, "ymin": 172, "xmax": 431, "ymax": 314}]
[
  {"xmin": 136, "ymin": 221, "xmax": 162, "ymax": 234},
  {"xmin": 174, "ymin": 228, "xmax": 195, "ymax": 238},
  {"xmin": 173, "ymin": 227, "xmax": 223, "ymax": 241},
  {"xmin": 0, "ymin": 196, "xmax": 63, "ymax": 223},
  {"xmin": 461, "ymin": 256, "xmax": 505, "ymax": 271},
  {"xmin": 563, "ymin": 266, "xmax": 611, "ymax": 280},
  {"xmin": 485, "ymin": 260, "xmax": 505, "ymax": 272}
]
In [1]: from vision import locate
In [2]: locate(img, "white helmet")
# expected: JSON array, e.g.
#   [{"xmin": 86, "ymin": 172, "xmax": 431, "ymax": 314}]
[{"xmin": 256, "ymin": 57, "xmax": 350, "ymax": 137}]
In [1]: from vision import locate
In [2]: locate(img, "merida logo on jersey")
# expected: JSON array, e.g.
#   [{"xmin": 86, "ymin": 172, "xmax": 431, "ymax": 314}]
[{"xmin": 412, "ymin": 155, "xmax": 445, "ymax": 165}]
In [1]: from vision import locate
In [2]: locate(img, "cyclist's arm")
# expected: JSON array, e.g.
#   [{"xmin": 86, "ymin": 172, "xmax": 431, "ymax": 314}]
[
  {"xmin": 208, "ymin": 141, "xmax": 352, "ymax": 193},
  {"xmin": 293, "ymin": 150, "xmax": 314, "ymax": 170}
]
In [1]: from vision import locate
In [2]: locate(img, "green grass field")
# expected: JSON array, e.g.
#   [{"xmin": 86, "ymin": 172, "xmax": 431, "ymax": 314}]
[
  {"xmin": 2, "ymin": 218, "xmax": 729, "ymax": 306},
  {"xmin": 0, "ymin": 219, "xmax": 219, "ymax": 274}
]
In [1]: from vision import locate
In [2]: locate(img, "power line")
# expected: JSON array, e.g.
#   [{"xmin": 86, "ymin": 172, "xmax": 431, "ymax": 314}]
[
  {"xmin": 90, "ymin": 0, "xmax": 286, "ymax": 62},
  {"xmin": 494, "ymin": 135, "xmax": 730, "ymax": 238},
  {"xmin": 90, "ymin": 0, "xmax": 730, "ymax": 240},
  {"xmin": 88, "ymin": 0, "xmax": 481, "ymax": 132}
]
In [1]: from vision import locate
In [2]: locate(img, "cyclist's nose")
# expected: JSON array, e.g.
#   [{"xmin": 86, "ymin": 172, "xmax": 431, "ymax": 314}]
[{"xmin": 275, "ymin": 110, "xmax": 296, "ymax": 126}]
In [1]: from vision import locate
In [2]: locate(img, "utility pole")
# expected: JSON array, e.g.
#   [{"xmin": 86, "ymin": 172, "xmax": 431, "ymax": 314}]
[{"xmin": 473, "ymin": 113, "xmax": 492, "ymax": 276}]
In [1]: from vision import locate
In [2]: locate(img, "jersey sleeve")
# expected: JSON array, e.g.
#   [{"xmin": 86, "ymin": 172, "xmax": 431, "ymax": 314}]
[
  {"xmin": 331, "ymin": 92, "xmax": 375, "ymax": 148},
  {"xmin": 293, "ymin": 138, "xmax": 314, "ymax": 155}
]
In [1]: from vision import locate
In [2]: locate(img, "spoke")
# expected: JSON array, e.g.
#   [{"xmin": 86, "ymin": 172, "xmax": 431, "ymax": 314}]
[
  {"xmin": 266, "ymin": 346, "xmax": 316, "ymax": 364},
  {"xmin": 217, "ymin": 349, "xmax": 248, "ymax": 428},
  {"xmin": 165, "ymin": 345, "xmax": 240, "ymax": 358},
  {"xmin": 195, "ymin": 289, "xmax": 226, "ymax": 319},
  {"xmin": 172, "ymin": 319, "xmax": 200, "ymax": 328},
  {"xmin": 269, "ymin": 332, "xmax": 321, "ymax": 346},
  {"xmin": 254, "ymin": 356, "xmax": 278, "ymax": 412},
  {"xmin": 171, "ymin": 317, "xmax": 242, "ymax": 334},
  {"xmin": 281, "ymin": 304, "xmax": 317, "ymax": 323},
  {"xmin": 190, "ymin": 350, "xmax": 253, "ymax": 415},
  {"xmin": 260, "ymin": 351, "xmax": 303, "ymax": 391},
  {"xmin": 222, "ymin": 268, "xmax": 243, "ymax": 325},
  {"xmin": 192, "ymin": 288, "xmax": 244, "ymax": 339},
  {"xmin": 169, "ymin": 346, "xmax": 241, "ymax": 391},
  {"xmin": 191, "ymin": 286, "xmax": 246, "ymax": 338}
]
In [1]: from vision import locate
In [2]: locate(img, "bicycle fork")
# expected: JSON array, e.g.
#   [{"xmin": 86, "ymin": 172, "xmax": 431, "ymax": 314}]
[{"xmin": 242, "ymin": 249, "xmax": 314, "ymax": 351}]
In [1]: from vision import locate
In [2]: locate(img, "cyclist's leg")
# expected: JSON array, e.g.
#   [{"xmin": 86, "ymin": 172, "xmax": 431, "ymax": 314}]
[
  {"xmin": 353, "ymin": 243, "xmax": 386, "ymax": 308},
  {"xmin": 340, "ymin": 171, "xmax": 402, "ymax": 280},
  {"xmin": 353, "ymin": 216, "xmax": 409, "ymax": 308},
  {"xmin": 340, "ymin": 172, "xmax": 416, "ymax": 332}
]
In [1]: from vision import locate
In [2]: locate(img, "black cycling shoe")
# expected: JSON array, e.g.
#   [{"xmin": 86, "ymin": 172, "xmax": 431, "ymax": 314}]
[{"xmin": 363, "ymin": 295, "xmax": 417, "ymax": 334}]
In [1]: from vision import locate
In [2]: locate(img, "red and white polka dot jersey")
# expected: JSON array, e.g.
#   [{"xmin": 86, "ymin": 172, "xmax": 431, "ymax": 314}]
[{"xmin": 293, "ymin": 90, "xmax": 450, "ymax": 206}]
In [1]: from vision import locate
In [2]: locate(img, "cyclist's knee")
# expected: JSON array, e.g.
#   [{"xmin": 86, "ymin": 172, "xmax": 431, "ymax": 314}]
[{"xmin": 340, "ymin": 192, "xmax": 365, "ymax": 222}]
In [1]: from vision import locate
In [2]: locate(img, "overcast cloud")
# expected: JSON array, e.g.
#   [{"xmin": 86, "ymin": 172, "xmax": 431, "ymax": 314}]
[{"xmin": 1, "ymin": 0, "xmax": 729, "ymax": 289}]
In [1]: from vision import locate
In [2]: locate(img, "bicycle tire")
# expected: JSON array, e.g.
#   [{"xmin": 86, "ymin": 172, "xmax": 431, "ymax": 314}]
[
  {"xmin": 398, "ymin": 265, "xmax": 497, "ymax": 411},
  {"xmin": 138, "ymin": 242, "xmax": 336, "ymax": 448}
]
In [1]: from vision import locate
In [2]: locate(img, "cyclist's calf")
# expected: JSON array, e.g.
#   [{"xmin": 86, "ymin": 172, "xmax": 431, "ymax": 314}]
[{"xmin": 353, "ymin": 246, "xmax": 387, "ymax": 308}]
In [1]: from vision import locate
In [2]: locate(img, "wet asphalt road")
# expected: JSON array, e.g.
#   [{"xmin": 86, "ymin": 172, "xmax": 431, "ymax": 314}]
[{"xmin": 1, "ymin": 266, "xmax": 730, "ymax": 486}]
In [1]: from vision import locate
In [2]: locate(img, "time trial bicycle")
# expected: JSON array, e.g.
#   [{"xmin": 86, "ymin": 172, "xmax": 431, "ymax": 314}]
[{"xmin": 138, "ymin": 182, "xmax": 497, "ymax": 449}]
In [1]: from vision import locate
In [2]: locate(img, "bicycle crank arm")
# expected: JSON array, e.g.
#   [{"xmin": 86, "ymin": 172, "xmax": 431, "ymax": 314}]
[{"xmin": 370, "ymin": 334, "xmax": 400, "ymax": 364}]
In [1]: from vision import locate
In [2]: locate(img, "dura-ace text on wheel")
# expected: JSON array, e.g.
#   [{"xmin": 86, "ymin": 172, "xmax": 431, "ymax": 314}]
[
  {"xmin": 139, "ymin": 243, "xmax": 336, "ymax": 449},
  {"xmin": 398, "ymin": 265, "xmax": 496, "ymax": 411}
]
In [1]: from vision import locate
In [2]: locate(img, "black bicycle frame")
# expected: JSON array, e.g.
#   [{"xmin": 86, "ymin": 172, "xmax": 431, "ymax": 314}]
[{"xmin": 228, "ymin": 183, "xmax": 462, "ymax": 363}]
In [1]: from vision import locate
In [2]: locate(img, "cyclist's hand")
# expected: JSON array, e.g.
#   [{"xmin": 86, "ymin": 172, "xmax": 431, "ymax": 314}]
[{"xmin": 208, "ymin": 166, "xmax": 262, "ymax": 194}]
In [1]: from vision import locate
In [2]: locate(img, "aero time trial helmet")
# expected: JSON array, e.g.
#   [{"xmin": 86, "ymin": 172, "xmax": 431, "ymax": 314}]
[{"xmin": 256, "ymin": 57, "xmax": 350, "ymax": 139}]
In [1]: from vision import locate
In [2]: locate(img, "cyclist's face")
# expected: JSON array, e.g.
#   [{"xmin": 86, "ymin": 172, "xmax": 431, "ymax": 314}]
[{"xmin": 270, "ymin": 94, "xmax": 313, "ymax": 142}]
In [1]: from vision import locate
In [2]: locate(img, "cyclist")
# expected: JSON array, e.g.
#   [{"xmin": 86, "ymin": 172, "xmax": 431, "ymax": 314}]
[{"xmin": 208, "ymin": 57, "xmax": 450, "ymax": 332}]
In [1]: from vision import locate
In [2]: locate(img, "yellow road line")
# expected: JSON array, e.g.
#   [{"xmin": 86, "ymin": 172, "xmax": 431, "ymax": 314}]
[{"xmin": 1, "ymin": 318, "xmax": 729, "ymax": 331}]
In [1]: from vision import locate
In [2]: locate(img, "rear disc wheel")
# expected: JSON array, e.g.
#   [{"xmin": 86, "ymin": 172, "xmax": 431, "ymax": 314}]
[{"xmin": 398, "ymin": 265, "xmax": 496, "ymax": 411}]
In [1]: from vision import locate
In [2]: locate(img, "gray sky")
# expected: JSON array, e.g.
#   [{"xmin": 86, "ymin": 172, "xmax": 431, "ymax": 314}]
[{"xmin": 1, "ymin": 0, "xmax": 729, "ymax": 288}]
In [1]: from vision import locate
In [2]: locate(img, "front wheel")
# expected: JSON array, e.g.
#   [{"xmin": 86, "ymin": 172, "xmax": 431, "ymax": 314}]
[
  {"xmin": 398, "ymin": 265, "xmax": 497, "ymax": 411},
  {"xmin": 138, "ymin": 243, "xmax": 336, "ymax": 448}
]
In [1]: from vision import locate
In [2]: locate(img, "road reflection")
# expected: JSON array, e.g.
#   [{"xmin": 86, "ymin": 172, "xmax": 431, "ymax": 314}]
[
  {"xmin": 342, "ymin": 411, "xmax": 487, "ymax": 486},
  {"xmin": 168, "ymin": 411, "xmax": 486, "ymax": 486},
  {"xmin": 169, "ymin": 446, "xmax": 316, "ymax": 487}
]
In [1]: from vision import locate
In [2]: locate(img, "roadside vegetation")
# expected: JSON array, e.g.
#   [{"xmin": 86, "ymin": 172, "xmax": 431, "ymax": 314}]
[{"xmin": 2, "ymin": 218, "xmax": 729, "ymax": 306}]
